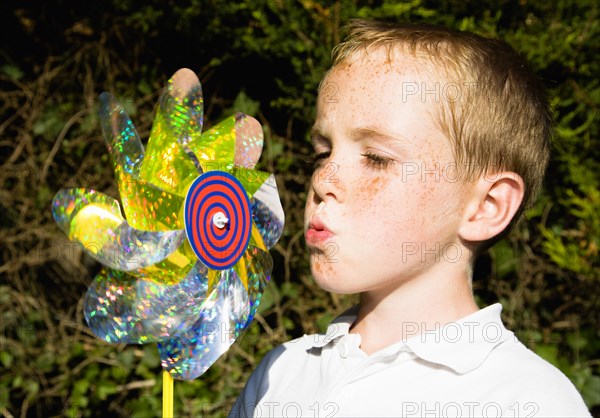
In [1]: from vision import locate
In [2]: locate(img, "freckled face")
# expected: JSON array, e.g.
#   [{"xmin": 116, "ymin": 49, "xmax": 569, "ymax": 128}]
[{"xmin": 304, "ymin": 49, "xmax": 469, "ymax": 295}]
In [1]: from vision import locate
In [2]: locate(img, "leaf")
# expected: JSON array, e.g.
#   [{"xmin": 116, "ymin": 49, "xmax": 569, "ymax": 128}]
[
  {"xmin": 581, "ymin": 375, "xmax": 600, "ymax": 408},
  {"xmin": 0, "ymin": 352, "xmax": 12, "ymax": 368},
  {"xmin": 491, "ymin": 239, "xmax": 518, "ymax": 278},
  {"xmin": 534, "ymin": 344, "xmax": 559, "ymax": 367},
  {"xmin": 257, "ymin": 282, "xmax": 278, "ymax": 314},
  {"xmin": 227, "ymin": 90, "xmax": 260, "ymax": 117},
  {"xmin": 316, "ymin": 312, "xmax": 335, "ymax": 334},
  {"xmin": 281, "ymin": 282, "xmax": 300, "ymax": 299},
  {"xmin": 0, "ymin": 64, "xmax": 24, "ymax": 81},
  {"xmin": 567, "ymin": 333, "xmax": 588, "ymax": 352},
  {"xmin": 97, "ymin": 381, "xmax": 118, "ymax": 400}
]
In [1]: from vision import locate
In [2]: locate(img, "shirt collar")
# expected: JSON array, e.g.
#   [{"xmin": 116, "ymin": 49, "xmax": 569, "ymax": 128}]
[
  {"xmin": 304, "ymin": 305, "xmax": 360, "ymax": 348},
  {"xmin": 403, "ymin": 303, "xmax": 514, "ymax": 374},
  {"xmin": 305, "ymin": 303, "xmax": 513, "ymax": 374}
]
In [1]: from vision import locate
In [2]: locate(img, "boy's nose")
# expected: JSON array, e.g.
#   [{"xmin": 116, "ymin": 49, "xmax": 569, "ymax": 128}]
[{"xmin": 310, "ymin": 160, "xmax": 344, "ymax": 203}]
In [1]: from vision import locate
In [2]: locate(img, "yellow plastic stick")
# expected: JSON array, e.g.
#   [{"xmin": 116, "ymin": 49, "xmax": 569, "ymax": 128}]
[{"xmin": 163, "ymin": 370, "xmax": 174, "ymax": 417}]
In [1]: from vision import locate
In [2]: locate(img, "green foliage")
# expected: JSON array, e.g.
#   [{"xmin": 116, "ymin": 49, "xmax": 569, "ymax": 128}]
[
  {"xmin": 0, "ymin": 0, "xmax": 597, "ymax": 416},
  {"xmin": 224, "ymin": 90, "xmax": 261, "ymax": 117}
]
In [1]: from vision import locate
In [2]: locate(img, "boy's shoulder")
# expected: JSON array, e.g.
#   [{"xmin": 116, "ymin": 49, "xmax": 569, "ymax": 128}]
[
  {"xmin": 264, "ymin": 305, "xmax": 361, "ymax": 359},
  {"xmin": 232, "ymin": 305, "xmax": 591, "ymax": 417},
  {"xmin": 471, "ymin": 333, "xmax": 591, "ymax": 417},
  {"xmin": 236, "ymin": 308, "xmax": 358, "ymax": 393},
  {"xmin": 256, "ymin": 321, "xmax": 348, "ymax": 367},
  {"xmin": 486, "ymin": 333, "xmax": 587, "ymax": 400}
]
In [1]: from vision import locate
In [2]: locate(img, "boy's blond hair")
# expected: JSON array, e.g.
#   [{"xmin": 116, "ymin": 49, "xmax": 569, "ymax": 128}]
[{"xmin": 327, "ymin": 19, "xmax": 551, "ymax": 245}]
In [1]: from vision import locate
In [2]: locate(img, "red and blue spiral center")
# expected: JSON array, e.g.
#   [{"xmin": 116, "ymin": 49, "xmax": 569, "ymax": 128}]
[{"xmin": 184, "ymin": 171, "xmax": 252, "ymax": 270}]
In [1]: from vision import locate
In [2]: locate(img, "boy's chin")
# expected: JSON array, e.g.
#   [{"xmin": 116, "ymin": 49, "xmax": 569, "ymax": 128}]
[{"xmin": 310, "ymin": 263, "xmax": 361, "ymax": 295}]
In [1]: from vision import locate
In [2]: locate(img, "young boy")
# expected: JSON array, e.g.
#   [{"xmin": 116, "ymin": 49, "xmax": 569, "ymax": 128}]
[{"xmin": 229, "ymin": 20, "xmax": 591, "ymax": 417}]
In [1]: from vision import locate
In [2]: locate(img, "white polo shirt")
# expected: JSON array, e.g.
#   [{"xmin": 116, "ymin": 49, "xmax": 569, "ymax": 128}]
[{"xmin": 229, "ymin": 303, "xmax": 591, "ymax": 417}]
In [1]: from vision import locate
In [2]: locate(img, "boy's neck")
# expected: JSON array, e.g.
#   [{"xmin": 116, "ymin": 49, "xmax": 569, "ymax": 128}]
[{"xmin": 350, "ymin": 264, "xmax": 478, "ymax": 355}]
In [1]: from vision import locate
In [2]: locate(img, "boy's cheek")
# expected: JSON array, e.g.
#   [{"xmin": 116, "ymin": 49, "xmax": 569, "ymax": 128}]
[
  {"xmin": 309, "ymin": 256, "xmax": 359, "ymax": 294},
  {"xmin": 304, "ymin": 190, "xmax": 315, "ymax": 220},
  {"xmin": 309, "ymin": 253, "xmax": 334, "ymax": 283}
]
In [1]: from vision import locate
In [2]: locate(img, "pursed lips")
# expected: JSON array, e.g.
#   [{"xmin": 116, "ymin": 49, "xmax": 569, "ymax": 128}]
[{"xmin": 305, "ymin": 215, "xmax": 334, "ymax": 246}]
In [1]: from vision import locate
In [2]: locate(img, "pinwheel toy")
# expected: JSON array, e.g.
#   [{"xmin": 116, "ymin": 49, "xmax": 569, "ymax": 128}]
[{"xmin": 51, "ymin": 68, "xmax": 284, "ymax": 415}]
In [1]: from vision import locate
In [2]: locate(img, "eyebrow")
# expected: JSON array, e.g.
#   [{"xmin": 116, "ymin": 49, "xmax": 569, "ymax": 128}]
[
  {"xmin": 309, "ymin": 126, "xmax": 328, "ymax": 145},
  {"xmin": 310, "ymin": 125, "xmax": 414, "ymax": 149},
  {"xmin": 310, "ymin": 125, "xmax": 322, "ymax": 138},
  {"xmin": 350, "ymin": 127, "xmax": 405, "ymax": 144}
]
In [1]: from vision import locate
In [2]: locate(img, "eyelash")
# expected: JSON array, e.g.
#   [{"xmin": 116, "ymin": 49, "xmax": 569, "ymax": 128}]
[
  {"xmin": 310, "ymin": 152, "xmax": 394, "ymax": 170},
  {"xmin": 310, "ymin": 152, "xmax": 330, "ymax": 169},
  {"xmin": 362, "ymin": 152, "xmax": 394, "ymax": 169}
]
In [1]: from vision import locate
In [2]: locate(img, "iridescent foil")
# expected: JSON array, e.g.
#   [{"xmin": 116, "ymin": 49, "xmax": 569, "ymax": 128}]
[
  {"xmin": 251, "ymin": 174, "xmax": 285, "ymax": 249},
  {"xmin": 234, "ymin": 113, "xmax": 263, "ymax": 169},
  {"xmin": 158, "ymin": 245, "xmax": 272, "ymax": 380},
  {"xmin": 53, "ymin": 68, "xmax": 284, "ymax": 381},
  {"xmin": 139, "ymin": 69, "xmax": 202, "ymax": 196},
  {"xmin": 189, "ymin": 116, "xmax": 237, "ymax": 169},
  {"xmin": 52, "ymin": 188, "xmax": 185, "ymax": 270},
  {"xmin": 115, "ymin": 168, "xmax": 185, "ymax": 232},
  {"xmin": 99, "ymin": 93, "xmax": 145, "ymax": 176},
  {"xmin": 84, "ymin": 261, "xmax": 209, "ymax": 344}
]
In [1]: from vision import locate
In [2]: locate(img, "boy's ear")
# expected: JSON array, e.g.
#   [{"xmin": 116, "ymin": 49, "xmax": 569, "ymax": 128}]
[{"xmin": 458, "ymin": 172, "xmax": 525, "ymax": 242}]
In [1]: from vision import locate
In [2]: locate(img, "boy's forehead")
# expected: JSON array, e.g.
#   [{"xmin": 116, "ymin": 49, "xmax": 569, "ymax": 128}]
[
  {"xmin": 320, "ymin": 48, "xmax": 443, "ymax": 108},
  {"xmin": 318, "ymin": 49, "xmax": 439, "ymax": 111},
  {"xmin": 314, "ymin": 47, "xmax": 448, "ymax": 151},
  {"xmin": 329, "ymin": 46, "xmax": 432, "ymax": 78}
]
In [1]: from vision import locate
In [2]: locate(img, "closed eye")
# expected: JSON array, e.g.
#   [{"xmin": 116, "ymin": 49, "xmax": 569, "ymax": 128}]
[
  {"xmin": 361, "ymin": 152, "xmax": 394, "ymax": 169},
  {"xmin": 311, "ymin": 151, "xmax": 331, "ymax": 169}
]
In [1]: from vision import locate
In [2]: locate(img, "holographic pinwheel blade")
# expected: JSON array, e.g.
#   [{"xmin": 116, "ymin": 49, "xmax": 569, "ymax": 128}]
[
  {"xmin": 51, "ymin": 189, "xmax": 185, "ymax": 270},
  {"xmin": 158, "ymin": 245, "xmax": 273, "ymax": 380},
  {"xmin": 84, "ymin": 262, "xmax": 210, "ymax": 344},
  {"xmin": 188, "ymin": 113, "xmax": 264, "ymax": 171},
  {"xmin": 229, "ymin": 165, "xmax": 271, "ymax": 198},
  {"xmin": 99, "ymin": 93, "xmax": 145, "ymax": 176},
  {"xmin": 139, "ymin": 68, "xmax": 203, "ymax": 196},
  {"xmin": 233, "ymin": 113, "xmax": 263, "ymax": 169},
  {"xmin": 99, "ymin": 88, "xmax": 189, "ymax": 232},
  {"xmin": 116, "ymin": 170, "xmax": 185, "ymax": 231},
  {"xmin": 161, "ymin": 68, "xmax": 204, "ymax": 146},
  {"xmin": 188, "ymin": 115, "xmax": 237, "ymax": 169},
  {"xmin": 52, "ymin": 188, "xmax": 122, "ymax": 234},
  {"xmin": 84, "ymin": 269, "xmax": 142, "ymax": 344},
  {"xmin": 239, "ymin": 245, "xmax": 274, "ymax": 326},
  {"xmin": 251, "ymin": 174, "xmax": 285, "ymax": 249}
]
